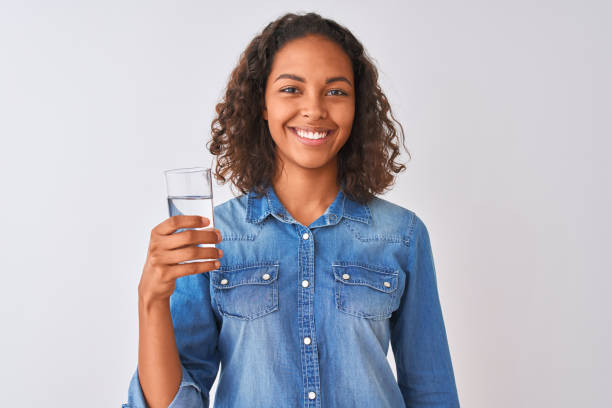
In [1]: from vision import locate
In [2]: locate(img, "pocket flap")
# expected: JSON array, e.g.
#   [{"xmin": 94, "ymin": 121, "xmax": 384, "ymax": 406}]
[
  {"xmin": 332, "ymin": 263, "xmax": 398, "ymax": 293},
  {"xmin": 212, "ymin": 263, "xmax": 279, "ymax": 289}
]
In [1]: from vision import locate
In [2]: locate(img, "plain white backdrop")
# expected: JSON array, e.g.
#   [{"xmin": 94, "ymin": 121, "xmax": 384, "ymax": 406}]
[{"xmin": 1, "ymin": 1, "xmax": 610, "ymax": 407}]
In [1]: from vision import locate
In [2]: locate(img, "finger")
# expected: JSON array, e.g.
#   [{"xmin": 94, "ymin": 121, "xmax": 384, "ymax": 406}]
[
  {"xmin": 165, "ymin": 246, "xmax": 223, "ymax": 265},
  {"xmin": 167, "ymin": 260, "xmax": 220, "ymax": 279},
  {"xmin": 162, "ymin": 228, "xmax": 221, "ymax": 250},
  {"xmin": 153, "ymin": 215, "xmax": 210, "ymax": 236}
]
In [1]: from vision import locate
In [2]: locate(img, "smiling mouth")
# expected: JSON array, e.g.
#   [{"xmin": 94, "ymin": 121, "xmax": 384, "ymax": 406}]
[{"xmin": 289, "ymin": 127, "xmax": 335, "ymax": 140}]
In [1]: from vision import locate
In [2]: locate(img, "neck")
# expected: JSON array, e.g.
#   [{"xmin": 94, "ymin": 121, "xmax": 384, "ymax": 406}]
[{"xmin": 271, "ymin": 157, "xmax": 341, "ymax": 226}]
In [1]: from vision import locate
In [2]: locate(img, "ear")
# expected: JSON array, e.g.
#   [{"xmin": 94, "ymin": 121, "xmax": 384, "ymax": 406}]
[{"xmin": 263, "ymin": 106, "xmax": 268, "ymax": 121}]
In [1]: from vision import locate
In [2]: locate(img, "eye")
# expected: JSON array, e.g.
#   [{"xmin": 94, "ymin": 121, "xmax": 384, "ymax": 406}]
[
  {"xmin": 280, "ymin": 87, "xmax": 299, "ymax": 94},
  {"xmin": 328, "ymin": 89, "xmax": 348, "ymax": 96}
]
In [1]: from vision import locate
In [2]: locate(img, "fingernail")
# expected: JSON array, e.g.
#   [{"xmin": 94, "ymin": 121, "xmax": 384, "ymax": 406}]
[
  {"xmin": 218, "ymin": 249, "xmax": 224, "ymax": 257},
  {"xmin": 216, "ymin": 230, "xmax": 222, "ymax": 241},
  {"xmin": 215, "ymin": 261, "xmax": 220, "ymax": 267}
]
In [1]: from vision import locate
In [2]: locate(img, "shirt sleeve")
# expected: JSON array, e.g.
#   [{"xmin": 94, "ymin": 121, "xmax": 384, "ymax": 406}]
[
  {"xmin": 123, "ymin": 363, "xmax": 205, "ymax": 407},
  {"xmin": 390, "ymin": 214, "xmax": 460, "ymax": 407},
  {"xmin": 123, "ymin": 270, "xmax": 221, "ymax": 408}
]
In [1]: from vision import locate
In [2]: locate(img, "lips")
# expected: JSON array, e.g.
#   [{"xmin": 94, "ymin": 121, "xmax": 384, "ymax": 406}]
[
  {"xmin": 291, "ymin": 126, "xmax": 334, "ymax": 133},
  {"xmin": 289, "ymin": 127, "xmax": 336, "ymax": 137},
  {"xmin": 289, "ymin": 127, "xmax": 334, "ymax": 146}
]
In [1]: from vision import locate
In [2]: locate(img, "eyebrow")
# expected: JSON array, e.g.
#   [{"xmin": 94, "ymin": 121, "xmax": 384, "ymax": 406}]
[{"xmin": 274, "ymin": 73, "xmax": 353, "ymax": 87}]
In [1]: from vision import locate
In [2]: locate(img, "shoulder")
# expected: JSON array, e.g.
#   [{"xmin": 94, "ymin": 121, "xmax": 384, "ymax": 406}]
[
  {"xmin": 367, "ymin": 196, "xmax": 429, "ymax": 245},
  {"xmin": 213, "ymin": 194, "xmax": 261, "ymax": 241},
  {"xmin": 214, "ymin": 193, "xmax": 248, "ymax": 217}
]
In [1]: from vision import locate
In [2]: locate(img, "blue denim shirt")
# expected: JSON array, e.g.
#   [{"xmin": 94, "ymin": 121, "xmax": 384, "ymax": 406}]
[{"xmin": 123, "ymin": 185, "xmax": 460, "ymax": 407}]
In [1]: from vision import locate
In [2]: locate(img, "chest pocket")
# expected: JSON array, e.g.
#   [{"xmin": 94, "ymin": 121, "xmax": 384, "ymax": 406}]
[
  {"xmin": 332, "ymin": 262, "xmax": 400, "ymax": 320},
  {"xmin": 211, "ymin": 262, "xmax": 279, "ymax": 320}
]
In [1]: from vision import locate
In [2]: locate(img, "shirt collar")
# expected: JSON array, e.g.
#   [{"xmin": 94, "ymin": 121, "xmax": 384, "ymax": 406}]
[{"xmin": 245, "ymin": 182, "xmax": 371, "ymax": 226}]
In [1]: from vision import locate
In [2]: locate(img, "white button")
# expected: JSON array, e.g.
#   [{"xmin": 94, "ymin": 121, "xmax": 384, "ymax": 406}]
[
  {"xmin": 303, "ymin": 336, "xmax": 311, "ymax": 345},
  {"xmin": 383, "ymin": 281, "xmax": 391, "ymax": 288},
  {"xmin": 342, "ymin": 273, "xmax": 350, "ymax": 280},
  {"xmin": 302, "ymin": 232, "xmax": 309, "ymax": 240},
  {"xmin": 301, "ymin": 280, "xmax": 310, "ymax": 288},
  {"xmin": 220, "ymin": 278, "xmax": 228, "ymax": 285},
  {"xmin": 308, "ymin": 391, "xmax": 316, "ymax": 400},
  {"xmin": 262, "ymin": 273, "xmax": 270, "ymax": 280}
]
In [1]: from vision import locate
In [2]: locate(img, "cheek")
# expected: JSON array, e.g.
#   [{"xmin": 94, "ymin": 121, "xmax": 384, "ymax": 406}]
[
  {"xmin": 337, "ymin": 112, "xmax": 355, "ymax": 136},
  {"xmin": 333, "ymin": 101, "xmax": 355, "ymax": 122},
  {"xmin": 266, "ymin": 99, "xmax": 291, "ymax": 120}
]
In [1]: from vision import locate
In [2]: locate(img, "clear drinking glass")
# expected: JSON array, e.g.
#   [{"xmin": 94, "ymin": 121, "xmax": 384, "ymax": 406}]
[{"xmin": 164, "ymin": 167, "xmax": 215, "ymax": 263}]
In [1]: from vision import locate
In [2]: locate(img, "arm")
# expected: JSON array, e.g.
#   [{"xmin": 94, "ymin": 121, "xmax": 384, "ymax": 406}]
[
  {"xmin": 124, "ymin": 271, "xmax": 220, "ymax": 407},
  {"xmin": 138, "ymin": 297, "xmax": 184, "ymax": 407},
  {"xmin": 390, "ymin": 214, "xmax": 460, "ymax": 407}
]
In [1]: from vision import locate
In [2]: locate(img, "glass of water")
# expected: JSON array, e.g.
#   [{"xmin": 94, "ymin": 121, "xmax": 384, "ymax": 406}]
[{"xmin": 164, "ymin": 167, "xmax": 215, "ymax": 263}]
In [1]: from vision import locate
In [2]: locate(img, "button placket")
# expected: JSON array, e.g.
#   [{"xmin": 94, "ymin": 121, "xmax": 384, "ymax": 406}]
[{"xmin": 297, "ymin": 226, "xmax": 321, "ymax": 408}]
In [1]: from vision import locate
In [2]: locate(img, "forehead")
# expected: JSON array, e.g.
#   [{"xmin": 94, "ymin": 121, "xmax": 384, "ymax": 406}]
[{"xmin": 269, "ymin": 35, "xmax": 353, "ymax": 79}]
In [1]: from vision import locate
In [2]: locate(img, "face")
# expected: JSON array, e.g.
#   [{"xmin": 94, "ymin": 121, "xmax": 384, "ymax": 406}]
[{"xmin": 263, "ymin": 34, "xmax": 355, "ymax": 177}]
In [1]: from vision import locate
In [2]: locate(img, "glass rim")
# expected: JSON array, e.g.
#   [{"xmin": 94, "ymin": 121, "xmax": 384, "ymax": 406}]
[{"xmin": 164, "ymin": 167, "xmax": 211, "ymax": 175}]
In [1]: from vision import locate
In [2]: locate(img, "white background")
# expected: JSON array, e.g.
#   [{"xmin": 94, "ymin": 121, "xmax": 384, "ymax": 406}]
[{"xmin": 1, "ymin": 1, "xmax": 610, "ymax": 407}]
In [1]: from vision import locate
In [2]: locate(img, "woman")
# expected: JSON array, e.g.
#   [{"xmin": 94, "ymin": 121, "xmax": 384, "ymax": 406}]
[{"xmin": 124, "ymin": 12, "xmax": 460, "ymax": 408}]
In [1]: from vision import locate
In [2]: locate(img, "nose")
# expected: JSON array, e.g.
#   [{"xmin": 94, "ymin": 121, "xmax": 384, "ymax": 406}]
[{"xmin": 300, "ymin": 94, "xmax": 328, "ymax": 120}]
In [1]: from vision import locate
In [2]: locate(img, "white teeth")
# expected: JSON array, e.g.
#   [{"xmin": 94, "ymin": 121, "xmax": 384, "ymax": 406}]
[{"xmin": 294, "ymin": 128, "xmax": 329, "ymax": 139}]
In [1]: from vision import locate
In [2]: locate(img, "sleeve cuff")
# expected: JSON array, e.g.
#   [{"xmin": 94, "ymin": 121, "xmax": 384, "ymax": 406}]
[
  {"xmin": 123, "ymin": 364, "xmax": 205, "ymax": 408},
  {"xmin": 168, "ymin": 365, "xmax": 204, "ymax": 408}
]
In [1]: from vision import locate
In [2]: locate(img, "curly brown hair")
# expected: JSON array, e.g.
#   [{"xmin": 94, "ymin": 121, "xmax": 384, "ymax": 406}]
[{"xmin": 207, "ymin": 12, "xmax": 410, "ymax": 204}]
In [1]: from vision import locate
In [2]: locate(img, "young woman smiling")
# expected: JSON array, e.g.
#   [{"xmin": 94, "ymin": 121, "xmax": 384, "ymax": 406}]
[
  {"xmin": 260, "ymin": 33, "xmax": 355, "ymax": 227},
  {"xmin": 124, "ymin": 12, "xmax": 460, "ymax": 408}
]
